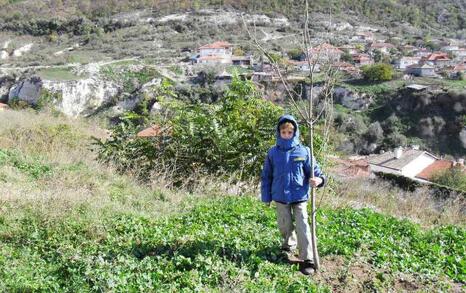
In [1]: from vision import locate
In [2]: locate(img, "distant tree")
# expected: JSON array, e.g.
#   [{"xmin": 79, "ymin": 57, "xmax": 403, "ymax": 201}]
[
  {"xmin": 287, "ymin": 48, "xmax": 303, "ymax": 61},
  {"xmin": 233, "ymin": 47, "xmax": 245, "ymax": 56},
  {"xmin": 372, "ymin": 49, "xmax": 383, "ymax": 63},
  {"xmin": 341, "ymin": 51, "xmax": 354, "ymax": 64},
  {"xmin": 361, "ymin": 63, "xmax": 394, "ymax": 81}
]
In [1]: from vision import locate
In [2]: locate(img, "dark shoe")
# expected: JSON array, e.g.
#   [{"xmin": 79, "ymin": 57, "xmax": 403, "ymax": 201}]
[{"xmin": 299, "ymin": 260, "xmax": 315, "ymax": 275}]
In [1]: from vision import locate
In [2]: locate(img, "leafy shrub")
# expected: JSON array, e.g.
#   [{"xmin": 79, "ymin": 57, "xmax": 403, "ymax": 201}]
[
  {"xmin": 95, "ymin": 74, "xmax": 284, "ymax": 180},
  {"xmin": 361, "ymin": 63, "xmax": 394, "ymax": 82},
  {"xmin": 431, "ymin": 167, "xmax": 466, "ymax": 192}
]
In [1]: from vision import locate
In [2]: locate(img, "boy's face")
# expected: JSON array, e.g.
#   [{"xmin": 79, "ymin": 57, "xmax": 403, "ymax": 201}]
[{"xmin": 280, "ymin": 128, "xmax": 294, "ymax": 140}]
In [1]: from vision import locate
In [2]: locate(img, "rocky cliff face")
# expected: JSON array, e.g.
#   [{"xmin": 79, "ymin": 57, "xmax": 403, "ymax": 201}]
[{"xmin": 6, "ymin": 76, "xmax": 121, "ymax": 117}]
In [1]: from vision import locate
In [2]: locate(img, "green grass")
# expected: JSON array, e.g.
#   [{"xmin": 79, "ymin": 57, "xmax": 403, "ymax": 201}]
[
  {"xmin": 0, "ymin": 196, "xmax": 464, "ymax": 291},
  {"xmin": 340, "ymin": 79, "xmax": 406, "ymax": 96},
  {"xmin": 36, "ymin": 67, "xmax": 84, "ymax": 81}
]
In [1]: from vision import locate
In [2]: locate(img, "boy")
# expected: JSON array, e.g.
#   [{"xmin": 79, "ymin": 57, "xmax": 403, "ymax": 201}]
[{"xmin": 261, "ymin": 114, "xmax": 326, "ymax": 275}]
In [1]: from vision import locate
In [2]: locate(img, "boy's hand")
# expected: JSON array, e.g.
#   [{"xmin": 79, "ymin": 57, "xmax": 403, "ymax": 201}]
[{"xmin": 310, "ymin": 177, "xmax": 323, "ymax": 187}]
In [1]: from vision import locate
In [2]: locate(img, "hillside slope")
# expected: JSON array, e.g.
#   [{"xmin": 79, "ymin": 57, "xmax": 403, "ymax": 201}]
[{"xmin": 0, "ymin": 109, "xmax": 464, "ymax": 291}]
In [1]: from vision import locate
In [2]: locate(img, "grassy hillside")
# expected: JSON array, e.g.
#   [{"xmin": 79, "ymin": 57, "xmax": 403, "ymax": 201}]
[
  {"xmin": 0, "ymin": 109, "xmax": 464, "ymax": 291},
  {"xmin": 0, "ymin": 0, "xmax": 464, "ymax": 36}
]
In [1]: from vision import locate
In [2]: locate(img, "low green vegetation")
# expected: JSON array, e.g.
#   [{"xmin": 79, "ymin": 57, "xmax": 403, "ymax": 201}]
[
  {"xmin": 36, "ymin": 67, "xmax": 84, "ymax": 81},
  {"xmin": 431, "ymin": 167, "xmax": 466, "ymax": 192},
  {"xmin": 0, "ymin": 196, "xmax": 464, "ymax": 291},
  {"xmin": 361, "ymin": 63, "xmax": 394, "ymax": 82},
  {"xmin": 100, "ymin": 64, "xmax": 159, "ymax": 94}
]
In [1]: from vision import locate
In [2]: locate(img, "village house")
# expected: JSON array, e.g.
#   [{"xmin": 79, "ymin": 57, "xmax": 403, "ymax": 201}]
[
  {"xmin": 287, "ymin": 60, "xmax": 321, "ymax": 73},
  {"xmin": 0, "ymin": 102, "xmax": 9, "ymax": 111},
  {"xmin": 405, "ymin": 63, "xmax": 436, "ymax": 77},
  {"xmin": 332, "ymin": 62, "xmax": 359, "ymax": 76},
  {"xmin": 445, "ymin": 63, "xmax": 466, "ymax": 78},
  {"xmin": 352, "ymin": 53, "xmax": 372, "ymax": 66},
  {"xmin": 368, "ymin": 146, "xmax": 438, "ymax": 183},
  {"xmin": 413, "ymin": 47, "xmax": 431, "ymax": 58},
  {"xmin": 369, "ymin": 42, "xmax": 396, "ymax": 54},
  {"xmin": 305, "ymin": 43, "xmax": 343, "ymax": 63},
  {"xmin": 338, "ymin": 45, "xmax": 358, "ymax": 54},
  {"xmin": 394, "ymin": 56, "xmax": 421, "ymax": 70},
  {"xmin": 415, "ymin": 159, "xmax": 465, "ymax": 183},
  {"xmin": 424, "ymin": 52, "xmax": 451, "ymax": 68},
  {"xmin": 198, "ymin": 41, "xmax": 232, "ymax": 58},
  {"xmin": 231, "ymin": 55, "xmax": 253, "ymax": 66}
]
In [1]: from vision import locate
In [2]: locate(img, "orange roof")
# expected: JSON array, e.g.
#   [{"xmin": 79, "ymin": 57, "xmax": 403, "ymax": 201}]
[
  {"xmin": 426, "ymin": 52, "xmax": 450, "ymax": 61},
  {"xmin": 137, "ymin": 125, "xmax": 171, "ymax": 138},
  {"xmin": 199, "ymin": 41, "xmax": 232, "ymax": 50},
  {"xmin": 352, "ymin": 53, "xmax": 371, "ymax": 61},
  {"xmin": 309, "ymin": 43, "xmax": 343, "ymax": 54},
  {"xmin": 415, "ymin": 160, "xmax": 454, "ymax": 180}
]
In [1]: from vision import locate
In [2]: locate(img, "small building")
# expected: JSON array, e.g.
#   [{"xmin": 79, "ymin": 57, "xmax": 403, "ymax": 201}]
[
  {"xmin": 0, "ymin": 102, "xmax": 10, "ymax": 111},
  {"xmin": 368, "ymin": 147, "xmax": 438, "ymax": 183},
  {"xmin": 338, "ymin": 45, "xmax": 358, "ymax": 54},
  {"xmin": 306, "ymin": 43, "xmax": 343, "ymax": 63},
  {"xmin": 415, "ymin": 160, "xmax": 457, "ymax": 182},
  {"xmin": 394, "ymin": 56, "xmax": 421, "ymax": 70},
  {"xmin": 197, "ymin": 55, "xmax": 231, "ymax": 65},
  {"xmin": 424, "ymin": 52, "xmax": 451, "ymax": 67},
  {"xmin": 198, "ymin": 41, "xmax": 232, "ymax": 58},
  {"xmin": 445, "ymin": 63, "xmax": 466, "ymax": 78},
  {"xmin": 413, "ymin": 47, "xmax": 431, "ymax": 58},
  {"xmin": 405, "ymin": 63, "xmax": 435, "ymax": 77},
  {"xmin": 231, "ymin": 55, "xmax": 253, "ymax": 66},
  {"xmin": 352, "ymin": 53, "xmax": 372, "ymax": 66},
  {"xmin": 332, "ymin": 62, "xmax": 359, "ymax": 76},
  {"xmin": 405, "ymin": 84, "xmax": 429, "ymax": 91}
]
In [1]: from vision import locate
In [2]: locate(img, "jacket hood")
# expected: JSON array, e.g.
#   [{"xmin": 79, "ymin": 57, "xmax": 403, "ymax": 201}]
[{"xmin": 276, "ymin": 114, "xmax": 300, "ymax": 150}]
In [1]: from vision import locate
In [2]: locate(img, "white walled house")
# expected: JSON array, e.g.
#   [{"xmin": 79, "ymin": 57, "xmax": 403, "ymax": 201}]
[
  {"xmin": 198, "ymin": 41, "xmax": 233, "ymax": 58},
  {"xmin": 394, "ymin": 57, "xmax": 421, "ymax": 70},
  {"xmin": 368, "ymin": 147, "xmax": 438, "ymax": 183}
]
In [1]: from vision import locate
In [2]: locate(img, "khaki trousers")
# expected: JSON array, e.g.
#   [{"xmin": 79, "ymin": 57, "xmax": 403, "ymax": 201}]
[{"xmin": 275, "ymin": 201, "xmax": 313, "ymax": 261}]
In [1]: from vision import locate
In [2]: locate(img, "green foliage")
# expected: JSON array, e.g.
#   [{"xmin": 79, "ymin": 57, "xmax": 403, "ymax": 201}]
[
  {"xmin": 167, "ymin": 73, "xmax": 283, "ymax": 178},
  {"xmin": 361, "ymin": 63, "xmax": 394, "ymax": 82},
  {"xmin": 0, "ymin": 196, "xmax": 463, "ymax": 291},
  {"xmin": 0, "ymin": 149, "xmax": 52, "ymax": 179},
  {"xmin": 431, "ymin": 167, "xmax": 466, "ymax": 192},
  {"xmin": 92, "ymin": 114, "xmax": 160, "ymax": 175},
  {"xmin": 287, "ymin": 48, "xmax": 303, "ymax": 61},
  {"xmin": 95, "ymin": 74, "xmax": 283, "ymax": 180}
]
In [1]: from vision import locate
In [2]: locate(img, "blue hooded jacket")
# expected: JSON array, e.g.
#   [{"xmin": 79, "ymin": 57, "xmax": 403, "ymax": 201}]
[{"xmin": 261, "ymin": 114, "xmax": 326, "ymax": 204}]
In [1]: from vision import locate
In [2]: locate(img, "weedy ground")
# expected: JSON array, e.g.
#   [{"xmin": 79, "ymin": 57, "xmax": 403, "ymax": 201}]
[{"xmin": 0, "ymin": 110, "xmax": 464, "ymax": 292}]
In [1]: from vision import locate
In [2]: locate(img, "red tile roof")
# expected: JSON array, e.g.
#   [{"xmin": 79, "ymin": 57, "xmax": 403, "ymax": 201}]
[
  {"xmin": 415, "ymin": 160, "xmax": 453, "ymax": 180},
  {"xmin": 308, "ymin": 43, "xmax": 343, "ymax": 54},
  {"xmin": 199, "ymin": 41, "xmax": 232, "ymax": 49},
  {"xmin": 426, "ymin": 52, "xmax": 450, "ymax": 61}
]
